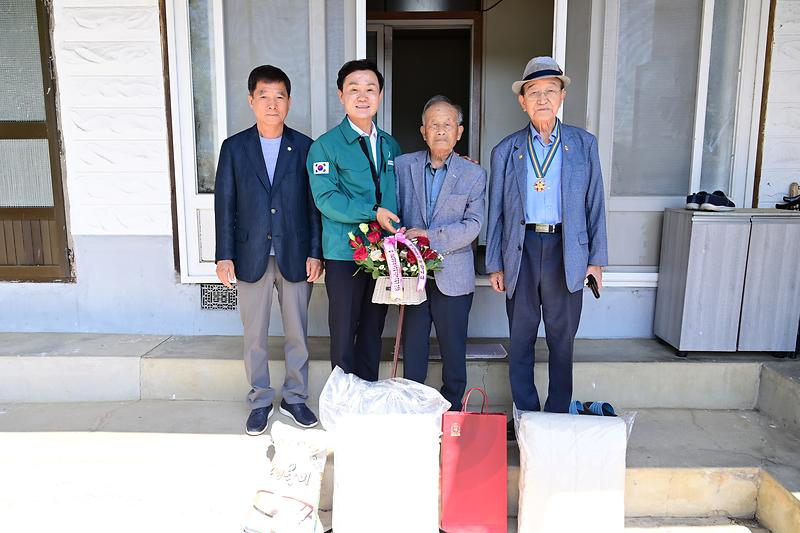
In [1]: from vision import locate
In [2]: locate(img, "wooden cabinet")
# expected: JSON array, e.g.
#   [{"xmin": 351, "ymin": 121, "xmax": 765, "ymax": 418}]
[{"xmin": 654, "ymin": 209, "xmax": 800, "ymax": 354}]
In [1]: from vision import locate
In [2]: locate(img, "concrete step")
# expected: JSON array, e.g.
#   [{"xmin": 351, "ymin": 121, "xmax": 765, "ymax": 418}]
[
  {"xmin": 0, "ymin": 333, "xmax": 771, "ymax": 410},
  {"xmin": 1, "ymin": 401, "xmax": 799, "ymax": 532}
]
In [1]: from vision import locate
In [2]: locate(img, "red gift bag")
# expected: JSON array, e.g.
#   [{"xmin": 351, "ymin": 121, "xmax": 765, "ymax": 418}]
[{"xmin": 440, "ymin": 388, "xmax": 508, "ymax": 533}]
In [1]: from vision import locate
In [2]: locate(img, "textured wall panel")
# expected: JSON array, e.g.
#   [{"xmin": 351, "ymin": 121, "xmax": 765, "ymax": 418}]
[
  {"xmin": 65, "ymin": 108, "xmax": 167, "ymax": 140},
  {"xmin": 65, "ymin": 141, "xmax": 168, "ymax": 173},
  {"xmin": 69, "ymin": 205, "xmax": 172, "ymax": 236},
  {"xmin": 770, "ymin": 35, "xmax": 800, "ymax": 71},
  {"xmin": 759, "ymin": 2, "xmax": 800, "ymax": 208},
  {"xmin": 764, "ymin": 103, "xmax": 800, "ymax": 136},
  {"xmin": 59, "ymin": 76, "xmax": 164, "ymax": 108},
  {"xmin": 774, "ymin": 1, "xmax": 800, "ymax": 36},
  {"xmin": 67, "ymin": 173, "xmax": 171, "ymax": 206},
  {"xmin": 52, "ymin": 0, "xmax": 171, "ymax": 236},
  {"xmin": 58, "ymin": 7, "xmax": 159, "ymax": 41}
]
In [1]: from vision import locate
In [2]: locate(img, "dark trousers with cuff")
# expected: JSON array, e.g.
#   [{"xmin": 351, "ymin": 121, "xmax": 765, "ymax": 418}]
[
  {"xmin": 401, "ymin": 281, "xmax": 473, "ymax": 411},
  {"xmin": 506, "ymin": 230, "xmax": 583, "ymax": 413},
  {"xmin": 325, "ymin": 260, "xmax": 388, "ymax": 381}
]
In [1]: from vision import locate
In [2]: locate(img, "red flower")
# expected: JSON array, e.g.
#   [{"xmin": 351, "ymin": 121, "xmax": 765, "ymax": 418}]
[
  {"xmin": 349, "ymin": 236, "xmax": 364, "ymax": 248},
  {"xmin": 367, "ymin": 231, "xmax": 381, "ymax": 244},
  {"xmin": 369, "ymin": 221, "xmax": 381, "ymax": 232},
  {"xmin": 423, "ymin": 248, "xmax": 438, "ymax": 260},
  {"xmin": 415, "ymin": 235, "xmax": 430, "ymax": 247},
  {"xmin": 406, "ymin": 252, "xmax": 417, "ymax": 265},
  {"xmin": 353, "ymin": 246, "xmax": 369, "ymax": 261}
]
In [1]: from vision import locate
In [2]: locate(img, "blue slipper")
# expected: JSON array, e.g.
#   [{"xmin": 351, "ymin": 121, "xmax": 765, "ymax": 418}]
[
  {"xmin": 568, "ymin": 400, "xmax": 585, "ymax": 415},
  {"xmin": 584, "ymin": 401, "xmax": 616, "ymax": 417}
]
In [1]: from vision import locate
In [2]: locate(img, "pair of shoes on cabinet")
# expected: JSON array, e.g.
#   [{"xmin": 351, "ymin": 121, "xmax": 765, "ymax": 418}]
[
  {"xmin": 776, "ymin": 193, "xmax": 800, "ymax": 210},
  {"xmin": 686, "ymin": 190, "xmax": 735, "ymax": 211},
  {"xmin": 245, "ymin": 400, "xmax": 319, "ymax": 435}
]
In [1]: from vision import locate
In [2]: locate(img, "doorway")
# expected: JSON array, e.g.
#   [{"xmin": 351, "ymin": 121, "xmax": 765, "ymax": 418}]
[{"xmin": 367, "ymin": 18, "xmax": 481, "ymax": 158}]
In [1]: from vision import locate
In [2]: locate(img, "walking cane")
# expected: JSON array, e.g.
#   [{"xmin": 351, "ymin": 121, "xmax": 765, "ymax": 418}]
[{"xmin": 391, "ymin": 304, "xmax": 406, "ymax": 378}]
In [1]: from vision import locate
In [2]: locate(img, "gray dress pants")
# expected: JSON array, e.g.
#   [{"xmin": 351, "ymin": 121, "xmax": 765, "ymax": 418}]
[{"xmin": 236, "ymin": 257, "xmax": 312, "ymax": 409}]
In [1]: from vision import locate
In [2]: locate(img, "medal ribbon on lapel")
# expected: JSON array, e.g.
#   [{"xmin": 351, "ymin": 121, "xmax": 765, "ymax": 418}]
[{"xmin": 527, "ymin": 119, "xmax": 561, "ymax": 192}]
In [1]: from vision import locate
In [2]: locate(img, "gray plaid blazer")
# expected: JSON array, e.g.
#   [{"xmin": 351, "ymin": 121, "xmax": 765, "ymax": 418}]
[{"xmin": 395, "ymin": 151, "xmax": 486, "ymax": 297}]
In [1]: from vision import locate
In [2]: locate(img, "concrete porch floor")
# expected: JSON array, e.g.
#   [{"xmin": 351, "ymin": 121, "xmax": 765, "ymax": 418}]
[
  {"xmin": 1, "ymin": 333, "xmax": 800, "ymax": 531},
  {"xmin": 1, "ymin": 400, "xmax": 799, "ymax": 532}
]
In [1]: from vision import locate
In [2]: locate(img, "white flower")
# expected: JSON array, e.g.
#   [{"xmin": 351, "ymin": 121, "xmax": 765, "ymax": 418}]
[
  {"xmin": 359, "ymin": 223, "xmax": 370, "ymax": 234},
  {"xmin": 379, "ymin": 264, "xmax": 385, "ymax": 270},
  {"xmin": 348, "ymin": 231, "xmax": 356, "ymax": 241},
  {"xmin": 369, "ymin": 249, "xmax": 383, "ymax": 261}
]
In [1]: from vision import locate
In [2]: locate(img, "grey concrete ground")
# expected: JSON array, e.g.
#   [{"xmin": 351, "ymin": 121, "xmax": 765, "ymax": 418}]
[{"xmin": 0, "ymin": 401, "xmax": 797, "ymax": 532}]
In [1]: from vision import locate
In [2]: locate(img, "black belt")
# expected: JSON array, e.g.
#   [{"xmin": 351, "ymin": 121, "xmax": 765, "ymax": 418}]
[{"xmin": 525, "ymin": 223, "xmax": 561, "ymax": 233}]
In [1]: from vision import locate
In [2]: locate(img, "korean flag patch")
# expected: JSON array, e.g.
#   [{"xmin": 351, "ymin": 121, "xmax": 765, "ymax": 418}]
[{"xmin": 313, "ymin": 162, "xmax": 330, "ymax": 175}]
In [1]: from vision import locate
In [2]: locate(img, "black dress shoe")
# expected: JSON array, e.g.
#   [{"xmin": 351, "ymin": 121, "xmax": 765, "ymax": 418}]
[
  {"xmin": 280, "ymin": 399, "xmax": 319, "ymax": 428},
  {"xmin": 246, "ymin": 406, "xmax": 273, "ymax": 436},
  {"xmin": 700, "ymin": 190, "xmax": 735, "ymax": 211}
]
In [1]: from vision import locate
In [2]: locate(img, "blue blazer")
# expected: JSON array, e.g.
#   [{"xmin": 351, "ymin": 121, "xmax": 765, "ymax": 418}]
[
  {"xmin": 486, "ymin": 123, "xmax": 608, "ymax": 296},
  {"xmin": 214, "ymin": 125, "xmax": 322, "ymax": 283}
]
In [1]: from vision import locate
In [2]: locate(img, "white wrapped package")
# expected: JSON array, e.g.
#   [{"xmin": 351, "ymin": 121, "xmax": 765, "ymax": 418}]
[
  {"xmin": 334, "ymin": 414, "xmax": 441, "ymax": 533},
  {"xmin": 318, "ymin": 367, "xmax": 449, "ymax": 533},
  {"xmin": 517, "ymin": 412, "xmax": 627, "ymax": 533},
  {"xmin": 319, "ymin": 366, "xmax": 450, "ymax": 433},
  {"xmin": 242, "ymin": 421, "xmax": 328, "ymax": 533}
]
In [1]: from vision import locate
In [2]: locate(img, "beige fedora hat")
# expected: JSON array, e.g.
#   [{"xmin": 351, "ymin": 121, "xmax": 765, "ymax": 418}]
[{"xmin": 511, "ymin": 56, "xmax": 571, "ymax": 94}]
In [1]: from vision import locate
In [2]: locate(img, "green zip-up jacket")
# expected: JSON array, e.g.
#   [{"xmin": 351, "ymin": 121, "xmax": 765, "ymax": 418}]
[{"xmin": 307, "ymin": 117, "xmax": 402, "ymax": 260}]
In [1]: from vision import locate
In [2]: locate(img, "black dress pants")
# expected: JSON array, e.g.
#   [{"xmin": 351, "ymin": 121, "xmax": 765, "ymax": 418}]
[
  {"xmin": 401, "ymin": 281, "xmax": 473, "ymax": 410},
  {"xmin": 325, "ymin": 260, "xmax": 388, "ymax": 381},
  {"xmin": 506, "ymin": 231, "xmax": 583, "ymax": 413}
]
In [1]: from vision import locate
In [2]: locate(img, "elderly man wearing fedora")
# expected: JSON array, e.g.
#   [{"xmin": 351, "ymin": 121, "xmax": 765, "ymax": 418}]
[{"xmin": 486, "ymin": 56, "xmax": 608, "ymax": 416}]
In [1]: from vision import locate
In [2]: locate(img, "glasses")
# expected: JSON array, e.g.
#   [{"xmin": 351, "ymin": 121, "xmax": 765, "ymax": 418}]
[{"xmin": 525, "ymin": 89, "xmax": 562, "ymax": 101}]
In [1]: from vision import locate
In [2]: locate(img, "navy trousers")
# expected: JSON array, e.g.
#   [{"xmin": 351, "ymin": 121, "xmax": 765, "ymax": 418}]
[
  {"xmin": 402, "ymin": 281, "xmax": 473, "ymax": 410},
  {"xmin": 506, "ymin": 230, "xmax": 583, "ymax": 413},
  {"xmin": 325, "ymin": 260, "xmax": 388, "ymax": 381}
]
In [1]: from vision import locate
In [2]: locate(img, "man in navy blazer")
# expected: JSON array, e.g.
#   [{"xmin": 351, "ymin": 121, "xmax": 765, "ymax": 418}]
[
  {"xmin": 396, "ymin": 96, "xmax": 486, "ymax": 410},
  {"xmin": 486, "ymin": 57, "xmax": 608, "ymax": 415},
  {"xmin": 215, "ymin": 65, "xmax": 323, "ymax": 435}
]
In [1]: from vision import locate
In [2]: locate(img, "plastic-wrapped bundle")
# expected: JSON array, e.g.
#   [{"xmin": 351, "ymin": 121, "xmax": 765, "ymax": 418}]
[
  {"xmin": 516, "ymin": 412, "xmax": 629, "ymax": 533},
  {"xmin": 319, "ymin": 366, "xmax": 450, "ymax": 434},
  {"xmin": 242, "ymin": 421, "xmax": 328, "ymax": 533},
  {"xmin": 319, "ymin": 367, "xmax": 450, "ymax": 533}
]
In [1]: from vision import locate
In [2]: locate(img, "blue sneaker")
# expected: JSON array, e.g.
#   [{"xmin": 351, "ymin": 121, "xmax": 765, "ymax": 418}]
[
  {"xmin": 279, "ymin": 399, "xmax": 319, "ymax": 428},
  {"xmin": 245, "ymin": 406, "xmax": 273, "ymax": 436}
]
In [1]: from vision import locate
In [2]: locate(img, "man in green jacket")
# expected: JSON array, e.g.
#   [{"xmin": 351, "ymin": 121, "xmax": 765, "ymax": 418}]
[{"xmin": 307, "ymin": 59, "xmax": 402, "ymax": 381}]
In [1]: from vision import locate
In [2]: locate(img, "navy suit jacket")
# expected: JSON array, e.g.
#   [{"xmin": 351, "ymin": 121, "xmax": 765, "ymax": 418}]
[{"xmin": 214, "ymin": 125, "xmax": 322, "ymax": 283}]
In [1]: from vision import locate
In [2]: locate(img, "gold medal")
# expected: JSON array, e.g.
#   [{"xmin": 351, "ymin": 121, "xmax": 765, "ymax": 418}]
[{"xmin": 527, "ymin": 121, "xmax": 561, "ymax": 194}]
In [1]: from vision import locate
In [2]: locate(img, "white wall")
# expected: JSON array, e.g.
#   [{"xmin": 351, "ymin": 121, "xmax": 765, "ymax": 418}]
[
  {"xmin": 52, "ymin": 0, "xmax": 172, "ymax": 236},
  {"xmin": 759, "ymin": 0, "xmax": 800, "ymax": 207}
]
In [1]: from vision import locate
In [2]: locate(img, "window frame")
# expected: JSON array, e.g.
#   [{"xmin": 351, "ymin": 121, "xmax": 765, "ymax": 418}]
[{"xmin": 0, "ymin": 0, "xmax": 71, "ymax": 282}]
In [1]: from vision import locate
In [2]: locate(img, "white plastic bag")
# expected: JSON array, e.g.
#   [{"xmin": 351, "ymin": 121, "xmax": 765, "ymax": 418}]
[
  {"xmin": 319, "ymin": 367, "xmax": 450, "ymax": 533},
  {"xmin": 319, "ymin": 366, "xmax": 451, "ymax": 434},
  {"xmin": 517, "ymin": 411, "xmax": 628, "ymax": 533},
  {"xmin": 241, "ymin": 421, "xmax": 328, "ymax": 533}
]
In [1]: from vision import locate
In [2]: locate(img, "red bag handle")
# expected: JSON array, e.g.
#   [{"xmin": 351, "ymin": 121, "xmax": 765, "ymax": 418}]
[{"xmin": 461, "ymin": 387, "xmax": 488, "ymax": 413}]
